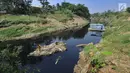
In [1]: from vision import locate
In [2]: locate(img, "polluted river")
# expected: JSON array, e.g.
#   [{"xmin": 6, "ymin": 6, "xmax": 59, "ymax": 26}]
[{"xmin": 1, "ymin": 24, "xmax": 103, "ymax": 73}]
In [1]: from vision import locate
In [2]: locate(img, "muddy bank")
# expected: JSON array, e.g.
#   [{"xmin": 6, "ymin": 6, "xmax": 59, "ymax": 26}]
[{"xmin": 74, "ymin": 51, "xmax": 91, "ymax": 73}]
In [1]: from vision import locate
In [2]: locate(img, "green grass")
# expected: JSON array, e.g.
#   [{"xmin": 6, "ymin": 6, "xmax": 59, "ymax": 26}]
[
  {"xmin": 0, "ymin": 26, "xmax": 32, "ymax": 37},
  {"xmin": 0, "ymin": 15, "xmax": 39, "ymax": 21},
  {"xmin": 0, "ymin": 25, "xmax": 56, "ymax": 39},
  {"xmin": 84, "ymin": 43, "xmax": 98, "ymax": 55},
  {"xmin": 0, "ymin": 15, "xmax": 47, "ymax": 27},
  {"xmin": 102, "ymin": 19, "xmax": 130, "ymax": 54},
  {"xmin": 0, "ymin": 11, "xmax": 86, "ymax": 40},
  {"xmin": 48, "ymin": 10, "xmax": 73, "ymax": 22},
  {"xmin": 91, "ymin": 12, "xmax": 130, "ymax": 55},
  {"xmin": 0, "ymin": 11, "xmax": 73, "ymax": 27},
  {"xmin": 84, "ymin": 12, "xmax": 130, "ymax": 73},
  {"xmin": 31, "ymin": 26, "xmax": 55, "ymax": 33}
]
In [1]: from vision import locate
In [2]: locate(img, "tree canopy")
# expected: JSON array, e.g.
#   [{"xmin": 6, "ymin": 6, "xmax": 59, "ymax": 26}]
[
  {"xmin": 0, "ymin": 1, "xmax": 90, "ymax": 19},
  {"xmin": 57, "ymin": 2, "xmax": 90, "ymax": 19},
  {"xmin": 0, "ymin": 0, "xmax": 33, "ymax": 14},
  {"xmin": 126, "ymin": 7, "xmax": 130, "ymax": 13}
]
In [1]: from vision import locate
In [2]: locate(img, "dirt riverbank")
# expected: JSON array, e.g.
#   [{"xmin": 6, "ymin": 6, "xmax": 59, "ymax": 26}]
[{"xmin": 0, "ymin": 16, "xmax": 89, "ymax": 41}]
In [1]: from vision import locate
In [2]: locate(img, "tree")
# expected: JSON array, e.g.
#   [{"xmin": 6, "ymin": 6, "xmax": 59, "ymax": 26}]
[
  {"xmin": 0, "ymin": 0, "xmax": 33, "ymax": 14},
  {"xmin": 13, "ymin": 0, "xmax": 33, "ymax": 14},
  {"xmin": 0, "ymin": 0, "xmax": 14, "ymax": 13},
  {"xmin": 0, "ymin": 45, "xmax": 24, "ymax": 73},
  {"xmin": 61, "ymin": 2, "xmax": 75, "ymax": 11},
  {"xmin": 38, "ymin": 0, "xmax": 50, "ymax": 13},
  {"xmin": 126, "ymin": 7, "xmax": 130, "ymax": 13},
  {"xmin": 74, "ymin": 4, "xmax": 90, "ymax": 19},
  {"xmin": 57, "ymin": 2, "xmax": 90, "ymax": 19},
  {"xmin": 56, "ymin": 3, "xmax": 61, "ymax": 10},
  {"xmin": 31, "ymin": 6, "xmax": 42, "ymax": 14}
]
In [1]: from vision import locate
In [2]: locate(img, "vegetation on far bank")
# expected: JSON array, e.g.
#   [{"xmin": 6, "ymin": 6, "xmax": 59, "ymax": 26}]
[{"xmin": 0, "ymin": 0, "xmax": 90, "ymax": 41}]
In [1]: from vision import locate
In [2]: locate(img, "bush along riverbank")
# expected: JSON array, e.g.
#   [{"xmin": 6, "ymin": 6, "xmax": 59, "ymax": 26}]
[{"xmin": 74, "ymin": 12, "xmax": 130, "ymax": 73}]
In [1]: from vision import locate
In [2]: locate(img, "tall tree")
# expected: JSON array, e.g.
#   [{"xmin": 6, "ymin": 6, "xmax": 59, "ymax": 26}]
[
  {"xmin": 126, "ymin": 7, "xmax": 130, "ymax": 13},
  {"xmin": 0, "ymin": 0, "xmax": 32, "ymax": 14},
  {"xmin": 38, "ymin": 0, "xmax": 49, "ymax": 13},
  {"xmin": 56, "ymin": 3, "xmax": 61, "ymax": 10},
  {"xmin": 74, "ymin": 4, "xmax": 90, "ymax": 19}
]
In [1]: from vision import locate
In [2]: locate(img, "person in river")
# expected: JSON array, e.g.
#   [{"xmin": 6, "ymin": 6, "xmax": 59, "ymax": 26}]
[
  {"xmin": 36, "ymin": 44, "xmax": 42, "ymax": 52},
  {"xmin": 101, "ymin": 26, "xmax": 103, "ymax": 30}
]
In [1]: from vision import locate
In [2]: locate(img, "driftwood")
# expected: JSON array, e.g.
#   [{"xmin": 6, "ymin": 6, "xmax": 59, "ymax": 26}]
[
  {"xmin": 28, "ymin": 42, "xmax": 66, "ymax": 57},
  {"xmin": 76, "ymin": 44, "xmax": 88, "ymax": 47}
]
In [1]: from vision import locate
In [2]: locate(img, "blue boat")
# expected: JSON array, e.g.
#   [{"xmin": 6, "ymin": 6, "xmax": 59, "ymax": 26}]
[{"xmin": 88, "ymin": 24, "xmax": 105, "ymax": 32}]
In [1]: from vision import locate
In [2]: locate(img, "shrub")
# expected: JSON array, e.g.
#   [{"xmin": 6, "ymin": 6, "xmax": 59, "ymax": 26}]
[{"xmin": 126, "ymin": 7, "xmax": 130, "ymax": 13}]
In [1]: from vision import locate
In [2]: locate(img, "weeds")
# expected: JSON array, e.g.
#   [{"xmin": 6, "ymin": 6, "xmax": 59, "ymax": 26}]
[
  {"xmin": 0, "ymin": 15, "xmax": 48, "ymax": 27},
  {"xmin": 48, "ymin": 10, "xmax": 73, "ymax": 23},
  {"xmin": 0, "ymin": 26, "xmax": 32, "ymax": 37},
  {"xmin": 84, "ymin": 43, "xmax": 112, "ymax": 73},
  {"xmin": 88, "ymin": 12, "xmax": 130, "ymax": 72}
]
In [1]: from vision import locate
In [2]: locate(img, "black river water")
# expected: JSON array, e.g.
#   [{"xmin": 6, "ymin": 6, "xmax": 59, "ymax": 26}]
[{"xmin": 11, "ymin": 24, "xmax": 102, "ymax": 73}]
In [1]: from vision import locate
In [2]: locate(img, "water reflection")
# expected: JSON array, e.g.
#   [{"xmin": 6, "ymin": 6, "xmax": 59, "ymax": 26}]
[
  {"xmin": 0, "ymin": 25, "xmax": 90, "ymax": 65},
  {"xmin": 73, "ymin": 25, "xmax": 89, "ymax": 39},
  {"xmin": 0, "ymin": 24, "xmax": 103, "ymax": 73},
  {"xmin": 90, "ymin": 31, "xmax": 102, "ymax": 37},
  {"xmin": 20, "ymin": 25, "xmax": 90, "ymax": 65}
]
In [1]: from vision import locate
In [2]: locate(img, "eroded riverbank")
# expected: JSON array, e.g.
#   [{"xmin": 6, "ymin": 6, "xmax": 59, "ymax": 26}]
[{"xmin": 0, "ymin": 16, "xmax": 88, "ymax": 41}]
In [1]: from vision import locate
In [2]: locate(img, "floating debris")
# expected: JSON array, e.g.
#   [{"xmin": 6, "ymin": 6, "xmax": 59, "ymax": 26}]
[
  {"xmin": 76, "ymin": 44, "xmax": 88, "ymax": 47},
  {"xmin": 28, "ymin": 42, "xmax": 67, "ymax": 57},
  {"xmin": 55, "ymin": 56, "xmax": 62, "ymax": 65}
]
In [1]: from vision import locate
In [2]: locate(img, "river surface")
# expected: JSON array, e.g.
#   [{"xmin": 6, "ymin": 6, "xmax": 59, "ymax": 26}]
[{"xmin": 16, "ymin": 24, "xmax": 103, "ymax": 73}]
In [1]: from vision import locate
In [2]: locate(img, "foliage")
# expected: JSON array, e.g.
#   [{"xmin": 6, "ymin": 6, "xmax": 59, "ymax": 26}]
[
  {"xmin": 126, "ymin": 7, "xmax": 130, "ymax": 13},
  {"xmin": 101, "ymin": 51, "xmax": 112, "ymax": 55},
  {"xmin": 58, "ymin": 2, "xmax": 90, "ymax": 19},
  {"xmin": 84, "ymin": 43, "xmax": 98, "ymax": 55},
  {"xmin": 0, "ymin": 0, "xmax": 90, "ymax": 20},
  {"xmin": 0, "ymin": 24, "xmax": 57, "ymax": 40},
  {"xmin": 91, "ymin": 10, "xmax": 128, "ymax": 26},
  {"xmin": 84, "ymin": 43, "xmax": 113, "ymax": 73},
  {"xmin": 31, "ymin": 26, "xmax": 54, "ymax": 33},
  {"xmin": 38, "ymin": 0, "xmax": 56, "ymax": 14},
  {"xmin": 0, "ymin": 0, "xmax": 32, "ymax": 14},
  {"xmin": 91, "ymin": 11, "xmax": 130, "ymax": 72},
  {"xmin": 0, "ymin": 15, "xmax": 48, "ymax": 27},
  {"xmin": 0, "ymin": 45, "xmax": 24, "ymax": 73},
  {"xmin": 31, "ymin": 6, "xmax": 42, "ymax": 14},
  {"xmin": 48, "ymin": 10, "xmax": 73, "ymax": 22},
  {"xmin": 73, "ymin": 4, "xmax": 90, "ymax": 19},
  {"xmin": 0, "ymin": 26, "xmax": 32, "ymax": 37}
]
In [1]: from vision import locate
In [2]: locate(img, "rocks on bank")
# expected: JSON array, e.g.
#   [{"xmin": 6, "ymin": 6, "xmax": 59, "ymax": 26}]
[{"xmin": 28, "ymin": 42, "xmax": 66, "ymax": 57}]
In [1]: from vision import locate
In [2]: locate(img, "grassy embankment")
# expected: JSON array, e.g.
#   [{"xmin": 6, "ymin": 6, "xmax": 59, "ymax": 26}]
[
  {"xmin": 78, "ymin": 12, "xmax": 130, "ymax": 73},
  {"xmin": 0, "ymin": 11, "xmax": 88, "ymax": 41}
]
